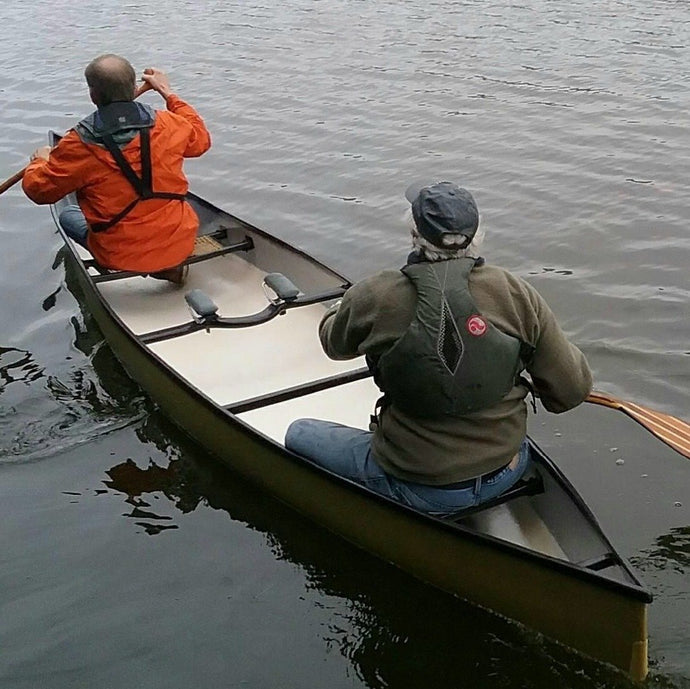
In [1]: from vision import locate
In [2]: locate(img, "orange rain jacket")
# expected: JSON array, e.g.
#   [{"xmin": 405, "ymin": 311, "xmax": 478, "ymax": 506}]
[{"xmin": 23, "ymin": 94, "xmax": 211, "ymax": 272}]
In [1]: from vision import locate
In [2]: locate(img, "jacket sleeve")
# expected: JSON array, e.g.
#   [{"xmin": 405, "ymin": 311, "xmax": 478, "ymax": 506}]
[
  {"xmin": 319, "ymin": 295, "xmax": 368, "ymax": 360},
  {"xmin": 318, "ymin": 272, "xmax": 413, "ymax": 361},
  {"xmin": 318, "ymin": 280, "xmax": 381, "ymax": 360},
  {"xmin": 21, "ymin": 131, "xmax": 91, "ymax": 205},
  {"xmin": 165, "ymin": 94, "xmax": 212, "ymax": 158},
  {"xmin": 525, "ymin": 285, "xmax": 593, "ymax": 413}
]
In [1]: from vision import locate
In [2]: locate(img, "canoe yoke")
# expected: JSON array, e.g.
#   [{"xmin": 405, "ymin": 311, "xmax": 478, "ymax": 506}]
[
  {"xmin": 263, "ymin": 272, "xmax": 301, "ymax": 303},
  {"xmin": 183, "ymin": 273, "xmax": 300, "ymax": 325},
  {"xmin": 185, "ymin": 289, "xmax": 219, "ymax": 320},
  {"xmin": 139, "ymin": 272, "xmax": 348, "ymax": 344}
]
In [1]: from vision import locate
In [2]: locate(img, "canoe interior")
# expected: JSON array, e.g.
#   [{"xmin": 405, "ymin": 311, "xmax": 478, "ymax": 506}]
[
  {"xmin": 52, "ymin": 190, "xmax": 641, "ymax": 582},
  {"xmin": 47, "ymin": 131, "xmax": 650, "ymax": 678}
]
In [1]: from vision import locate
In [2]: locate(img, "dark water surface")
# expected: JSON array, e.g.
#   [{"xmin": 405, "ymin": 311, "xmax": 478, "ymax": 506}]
[{"xmin": 1, "ymin": 1, "xmax": 688, "ymax": 687}]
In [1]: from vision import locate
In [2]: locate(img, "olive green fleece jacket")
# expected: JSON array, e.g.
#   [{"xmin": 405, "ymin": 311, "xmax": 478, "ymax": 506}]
[{"xmin": 318, "ymin": 260, "xmax": 593, "ymax": 485}]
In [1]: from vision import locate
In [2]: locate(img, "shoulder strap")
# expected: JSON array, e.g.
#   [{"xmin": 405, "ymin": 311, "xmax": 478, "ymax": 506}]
[
  {"xmin": 100, "ymin": 129, "xmax": 147, "ymax": 195},
  {"xmin": 140, "ymin": 123, "xmax": 152, "ymax": 195},
  {"xmin": 90, "ymin": 127, "xmax": 186, "ymax": 233}
]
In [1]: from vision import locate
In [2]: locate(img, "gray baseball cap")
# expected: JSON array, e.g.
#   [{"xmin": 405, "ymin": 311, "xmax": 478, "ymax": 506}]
[{"xmin": 405, "ymin": 180, "xmax": 479, "ymax": 249}]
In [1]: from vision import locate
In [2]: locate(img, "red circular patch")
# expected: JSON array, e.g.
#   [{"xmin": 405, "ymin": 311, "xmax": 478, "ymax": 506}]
[{"xmin": 466, "ymin": 315, "xmax": 488, "ymax": 337}]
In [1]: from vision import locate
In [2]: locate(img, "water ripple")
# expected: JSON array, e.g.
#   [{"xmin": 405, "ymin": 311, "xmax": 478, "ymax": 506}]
[{"xmin": 1, "ymin": 0, "xmax": 689, "ymax": 683}]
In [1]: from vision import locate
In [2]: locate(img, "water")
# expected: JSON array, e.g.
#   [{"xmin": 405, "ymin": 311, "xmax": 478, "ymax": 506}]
[{"xmin": 1, "ymin": 1, "xmax": 688, "ymax": 687}]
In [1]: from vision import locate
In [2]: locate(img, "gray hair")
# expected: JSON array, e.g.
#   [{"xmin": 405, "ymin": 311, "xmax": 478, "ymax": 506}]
[{"xmin": 405, "ymin": 208, "xmax": 484, "ymax": 261}]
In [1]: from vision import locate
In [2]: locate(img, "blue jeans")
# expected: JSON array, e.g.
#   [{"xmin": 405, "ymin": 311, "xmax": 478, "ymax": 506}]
[
  {"xmin": 58, "ymin": 205, "xmax": 89, "ymax": 248},
  {"xmin": 285, "ymin": 419, "xmax": 531, "ymax": 515}
]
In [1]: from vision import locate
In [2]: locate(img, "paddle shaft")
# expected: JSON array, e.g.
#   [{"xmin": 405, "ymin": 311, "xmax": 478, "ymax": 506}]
[{"xmin": 0, "ymin": 166, "xmax": 26, "ymax": 195}]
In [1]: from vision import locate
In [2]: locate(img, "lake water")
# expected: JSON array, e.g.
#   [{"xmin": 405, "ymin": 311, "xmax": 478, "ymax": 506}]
[{"xmin": 0, "ymin": 1, "xmax": 688, "ymax": 687}]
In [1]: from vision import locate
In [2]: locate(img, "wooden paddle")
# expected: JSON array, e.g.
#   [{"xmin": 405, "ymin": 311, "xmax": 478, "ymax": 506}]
[
  {"xmin": 586, "ymin": 391, "xmax": 690, "ymax": 459},
  {"xmin": 1, "ymin": 79, "xmax": 154, "ymax": 198},
  {"xmin": 0, "ymin": 167, "xmax": 27, "ymax": 195}
]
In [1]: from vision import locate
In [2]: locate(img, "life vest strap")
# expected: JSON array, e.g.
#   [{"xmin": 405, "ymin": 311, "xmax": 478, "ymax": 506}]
[
  {"xmin": 90, "ymin": 127, "xmax": 186, "ymax": 233},
  {"xmin": 101, "ymin": 129, "xmax": 147, "ymax": 196}
]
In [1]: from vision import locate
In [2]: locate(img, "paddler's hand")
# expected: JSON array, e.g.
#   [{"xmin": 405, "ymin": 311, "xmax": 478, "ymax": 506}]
[
  {"xmin": 325, "ymin": 299, "xmax": 342, "ymax": 317},
  {"xmin": 136, "ymin": 67, "xmax": 173, "ymax": 100},
  {"xmin": 30, "ymin": 146, "xmax": 51, "ymax": 161}
]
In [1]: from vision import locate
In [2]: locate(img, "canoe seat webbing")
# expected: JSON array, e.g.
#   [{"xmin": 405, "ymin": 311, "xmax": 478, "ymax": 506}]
[
  {"xmin": 444, "ymin": 471, "xmax": 545, "ymax": 522},
  {"xmin": 89, "ymin": 236, "xmax": 254, "ymax": 284},
  {"xmin": 83, "ymin": 227, "xmax": 231, "ymax": 272},
  {"xmin": 193, "ymin": 235, "xmax": 225, "ymax": 255}
]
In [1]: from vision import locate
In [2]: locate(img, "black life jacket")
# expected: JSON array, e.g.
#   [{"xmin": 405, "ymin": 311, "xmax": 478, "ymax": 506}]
[
  {"xmin": 74, "ymin": 101, "xmax": 186, "ymax": 233},
  {"xmin": 373, "ymin": 256, "xmax": 534, "ymax": 418}
]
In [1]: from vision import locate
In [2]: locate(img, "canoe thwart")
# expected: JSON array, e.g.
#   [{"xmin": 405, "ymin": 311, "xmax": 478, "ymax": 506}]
[
  {"xmin": 226, "ymin": 366, "xmax": 373, "ymax": 415},
  {"xmin": 263, "ymin": 272, "xmax": 301, "ymax": 302},
  {"xmin": 185, "ymin": 289, "xmax": 219, "ymax": 320}
]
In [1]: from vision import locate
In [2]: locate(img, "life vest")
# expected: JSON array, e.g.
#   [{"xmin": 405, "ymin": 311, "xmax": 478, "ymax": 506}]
[
  {"xmin": 374, "ymin": 257, "xmax": 533, "ymax": 418},
  {"xmin": 74, "ymin": 101, "xmax": 186, "ymax": 233}
]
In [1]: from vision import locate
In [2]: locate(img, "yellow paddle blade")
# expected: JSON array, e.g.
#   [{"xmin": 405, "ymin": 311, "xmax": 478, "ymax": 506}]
[{"xmin": 587, "ymin": 391, "xmax": 690, "ymax": 459}]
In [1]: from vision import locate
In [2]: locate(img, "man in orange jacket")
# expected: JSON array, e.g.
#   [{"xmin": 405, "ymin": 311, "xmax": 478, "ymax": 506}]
[{"xmin": 23, "ymin": 54, "xmax": 211, "ymax": 283}]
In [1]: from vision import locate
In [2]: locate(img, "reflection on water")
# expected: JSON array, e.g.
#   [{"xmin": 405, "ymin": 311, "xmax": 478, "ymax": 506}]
[
  {"xmin": 0, "ymin": 346, "xmax": 43, "ymax": 392},
  {"xmin": 100, "ymin": 415, "xmax": 650, "ymax": 689},
  {"xmin": 630, "ymin": 529, "xmax": 690, "ymax": 686},
  {"xmin": 1, "ymin": 0, "xmax": 689, "ymax": 685},
  {"xmin": 639, "ymin": 527, "xmax": 690, "ymax": 575},
  {"xmin": 0, "ymin": 253, "xmax": 147, "ymax": 461},
  {"xmin": 41, "ymin": 285, "xmax": 62, "ymax": 311}
]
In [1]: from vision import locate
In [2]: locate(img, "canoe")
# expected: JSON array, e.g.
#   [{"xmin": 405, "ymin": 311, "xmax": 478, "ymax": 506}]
[{"xmin": 47, "ymin": 132, "xmax": 651, "ymax": 680}]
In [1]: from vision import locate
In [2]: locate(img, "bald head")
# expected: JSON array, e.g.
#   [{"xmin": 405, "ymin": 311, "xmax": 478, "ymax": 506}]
[{"xmin": 84, "ymin": 54, "xmax": 136, "ymax": 106}]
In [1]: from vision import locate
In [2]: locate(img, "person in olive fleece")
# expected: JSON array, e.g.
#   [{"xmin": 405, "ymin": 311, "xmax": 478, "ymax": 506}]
[{"xmin": 285, "ymin": 180, "xmax": 592, "ymax": 516}]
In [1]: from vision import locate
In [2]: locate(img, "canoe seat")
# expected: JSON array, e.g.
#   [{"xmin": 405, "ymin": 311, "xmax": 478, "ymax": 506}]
[
  {"xmin": 442, "ymin": 469, "xmax": 545, "ymax": 522},
  {"xmin": 87, "ymin": 233, "xmax": 254, "ymax": 284},
  {"xmin": 192, "ymin": 234, "xmax": 224, "ymax": 255}
]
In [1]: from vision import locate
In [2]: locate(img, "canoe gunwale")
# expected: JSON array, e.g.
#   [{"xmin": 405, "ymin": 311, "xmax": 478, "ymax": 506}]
[
  {"xmin": 52, "ymin": 200, "xmax": 652, "ymax": 606},
  {"xmin": 46, "ymin": 128, "xmax": 651, "ymax": 677}
]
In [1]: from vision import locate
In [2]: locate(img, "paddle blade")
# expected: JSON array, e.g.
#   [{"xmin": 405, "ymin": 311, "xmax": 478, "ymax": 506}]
[{"xmin": 587, "ymin": 391, "xmax": 690, "ymax": 459}]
